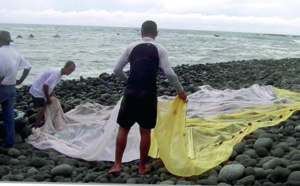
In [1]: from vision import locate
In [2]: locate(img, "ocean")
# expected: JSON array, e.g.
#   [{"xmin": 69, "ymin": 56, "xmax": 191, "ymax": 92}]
[{"xmin": 1, "ymin": 23, "xmax": 300, "ymax": 85}]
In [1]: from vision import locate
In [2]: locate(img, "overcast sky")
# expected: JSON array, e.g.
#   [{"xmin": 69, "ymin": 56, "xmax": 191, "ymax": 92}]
[{"xmin": 1, "ymin": 0, "xmax": 300, "ymax": 35}]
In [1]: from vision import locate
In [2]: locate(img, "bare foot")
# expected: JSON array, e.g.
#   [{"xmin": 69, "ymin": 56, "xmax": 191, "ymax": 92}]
[
  {"xmin": 138, "ymin": 166, "xmax": 151, "ymax": 175},
  {"xmin": 108, "ymin": 164, "xmax": 121, "ymax": 174}
]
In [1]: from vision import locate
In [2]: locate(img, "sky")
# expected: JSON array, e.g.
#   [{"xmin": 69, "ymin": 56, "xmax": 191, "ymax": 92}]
[{"xmin": 1, "ymin": 0, "xmax": 300, "ymax": 35}]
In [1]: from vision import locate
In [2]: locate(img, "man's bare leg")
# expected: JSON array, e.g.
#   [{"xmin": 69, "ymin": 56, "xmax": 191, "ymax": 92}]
[
  {"xmin": 35, "ymin": 106, "xmax": 46, "ymax": 129},
  {"xmin": 108, "ymin": 126, "xmax": 130, "ymax": 173},
  {"xmin": 138, "ymin": 127, "xmax": 151, "ymax": 174}
]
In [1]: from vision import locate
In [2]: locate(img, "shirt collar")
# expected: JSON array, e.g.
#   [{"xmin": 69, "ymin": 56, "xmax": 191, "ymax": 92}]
[
  {"xmin": 0, "ymin": 45, "xmax": 10, "ymax": 48},
  {"xmin": 142, "ymin": 37, "xmax": 155, "ymax": 42}
]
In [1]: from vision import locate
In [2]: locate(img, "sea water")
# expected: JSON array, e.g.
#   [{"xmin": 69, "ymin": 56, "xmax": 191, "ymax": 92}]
[{"xmin": 1, "ymin": 23, "xmax": 300, "ymax": 85}]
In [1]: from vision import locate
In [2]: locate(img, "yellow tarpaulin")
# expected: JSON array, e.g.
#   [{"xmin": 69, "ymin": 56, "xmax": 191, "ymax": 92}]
[{"xmin": 149, "ymin": 87, "xmax": 300, "ymax": 177}]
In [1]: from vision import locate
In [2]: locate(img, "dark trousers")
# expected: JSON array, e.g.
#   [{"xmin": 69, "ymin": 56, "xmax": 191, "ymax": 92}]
[{"xmin": 0, "ymin": 85, "xmax": 16, "ymax": 146}]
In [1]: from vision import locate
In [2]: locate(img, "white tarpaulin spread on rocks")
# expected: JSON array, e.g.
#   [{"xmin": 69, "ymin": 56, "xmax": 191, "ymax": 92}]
[{"xmin": 26, "ymin": 84, "xmax": 296, "ymax": 176}]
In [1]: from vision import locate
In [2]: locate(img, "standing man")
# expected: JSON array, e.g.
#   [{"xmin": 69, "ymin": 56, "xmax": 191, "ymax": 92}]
[
  {"xmin": 0, "ymin": 30, "xmax": 31, "ymax": 148},
  {"xmin": 109, "ymin": 20, "xmax": 187, "ymax": 174},
  {"xmin": 29, "ymin": 61, "xmax": 76, "ymax": 129}
]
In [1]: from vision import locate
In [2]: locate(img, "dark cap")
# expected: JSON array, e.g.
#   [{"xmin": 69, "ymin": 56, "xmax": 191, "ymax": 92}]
[{"xmin": 0, "ymin": 30, "xmax": 14, "ymax": 42}]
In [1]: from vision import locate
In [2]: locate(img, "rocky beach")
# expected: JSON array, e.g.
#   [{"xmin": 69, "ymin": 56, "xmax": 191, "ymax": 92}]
[{"xmin": 2, "ymin": 58, "xmax": 300, "ymax": 185}]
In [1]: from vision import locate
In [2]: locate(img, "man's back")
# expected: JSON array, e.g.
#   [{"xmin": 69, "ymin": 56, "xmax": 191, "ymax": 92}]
[
  {"xmin": 29, "ymin": 68, "xmax": 61, "ymax": 99},
  {"xmin": 0, "ymin": 46, "xmax": 30, "ymax": 85},
  {"xmin": 127, "ymin": 43, "xmax": 159, "ymax": 92}
]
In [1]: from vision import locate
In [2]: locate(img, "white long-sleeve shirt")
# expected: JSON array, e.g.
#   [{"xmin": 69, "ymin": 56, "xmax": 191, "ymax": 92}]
[{"xmin": 114, "ymin": 37, "xmax": 184, "ymax": 93}]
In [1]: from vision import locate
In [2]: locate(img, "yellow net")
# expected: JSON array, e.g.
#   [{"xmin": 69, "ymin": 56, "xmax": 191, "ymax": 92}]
[{"xmin": 148, "ymin": 87, "xmax": 300, "ymax": 177}]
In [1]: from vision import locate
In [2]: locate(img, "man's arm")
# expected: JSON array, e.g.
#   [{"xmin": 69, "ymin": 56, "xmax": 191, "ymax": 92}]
[
  {"xmin": 43, "ymin": 84, "xmax": 52, "ymax": 104},
  {"xmin": 114, "ymin": 48, "xmax": 130, "ymax": 83},
  {"xmin": 159, "ymin": 48, "xmax": 187, "ymax": 100},
  {"xmin": 16, "ymin": 69, "xmax": 30, "ymax": 85}
]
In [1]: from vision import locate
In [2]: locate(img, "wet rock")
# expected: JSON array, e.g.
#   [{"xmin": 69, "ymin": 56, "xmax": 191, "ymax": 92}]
[
  {"xmin": 51, "ymin": 164, "xmax": 74, "ymax": 177},
  {"xmin": 254, "ymin": 138, "xmax": 273, "ymax": 150},
  {"xmin": 218, "ymin": 164, "xmax": 245, "ymax": 182},
  {"xmin": 287, "ymin": 171, "xmax": 300, "ymax": 186},
  {"xmin": 8, "ymin": 148, "xmax": 20, "ymax": 157}
]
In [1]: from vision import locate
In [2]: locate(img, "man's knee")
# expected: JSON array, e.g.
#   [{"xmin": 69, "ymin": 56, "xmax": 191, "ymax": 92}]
[
  {"xmin": 139, "ymin": 127, "xmax": 151, "ymax": 136},
  {"xmin": 118, "ymin": 126, "xmax": 130, "ymax": 134}
]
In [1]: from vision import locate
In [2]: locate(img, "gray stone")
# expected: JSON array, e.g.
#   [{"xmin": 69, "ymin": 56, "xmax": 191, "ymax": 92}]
[
  {"xmin": 254, "ymin": 138, "xmax": 273, "ymax": 150},
  {"xmin": 254, "ymin": 168, "xmax": 266, "ymax": 179},
  {"xmin": 240, "ymin": 159, "xmax": 257, "ymax": 167},
  {"xmin": 271, "ymin": 148, "xmax": 285, "ymax": 158},
  {"xmin": 9, "ymin": 158, "xmax": 20, "ymax": 165},
  {"xmin": 13, "ymin": 173, "xmax": 24, "ymax": 181},
  {"xmin": 101, "ymin": 93, "xmax": 111, "ymax": 99},
  {"xmin": 0, "ymin": 166, "xmax": 10, "ymax": 178},
  {"xmin": 274, "ymin": 142, "xmax": 290, "ymax": 152},
  {"xmin": 263, "ymin": 158, "xmax": 289, "ymax": 169},
  {"xmin": 217, "ymin": 183, "xmax": 231, "ymax": 186},
  {"xmin": 256, "ymin": 147, "xmax": 269, "ymax": 157},
  {"xmin": 243, "ymin": 149, "xmax": 259, "ymax": 159},
  {"xmin": 245, "ymin": 167, "xmax": 255, "ymax": 176},
  {"xmin": 83, "ymin": 174, "xmax": 97, "ymax": 182},
  {"xmin": 253, "ymin": 129, "xmax": 266, "ymax": 136},
  {"xmin": 289, "ymin": 150, "xmax": 300, "ymax": 157},
  {"xmin": 126, "ymin": 178, "xmax": 137, "ymax": 184},
  {"xmin": 18, "ymin": 155, "xmax": 26, "ymax": 160},
  {"xmin": 51, "ymin": 164, "xmax": 74, "ymax": 177},
  {"xmin": 268, "ymin": 167, "xmax": 291, "ymax": 182},
  {"xmin": 176, "ymin": 180, "xmax": 191, "ymax": 185},
  {"xmin": 218, "ymin": 164, "xmax": 245, "ymax": 182},
  {"xmin": 287, "ymin": 137, "xmax": 297, "ymax": 147},
  {"xmin": 197, "ymin": 179, "xmax": 218, "ymax": 185},
  {"xmin": 291, "ymin": 154, "xmax": 300, "ymax": 161},
  {"xmin": 292, "ymin": 78, "xmax": 300, "ymax": 84},
  {"xmin": 287, "ymin": 164, "xmax": 300, "ymax": 171},
  {"xmin": 30, "ymin": 174, "xmax": 45, "ymax": 182},
  {"xmin": 235, "ymin": 175, "xmax": 255, "ymax": 186},
  {"xmin": 295, "ymin": 125, "xmax": 300, "ymax": 132},
  {"xmin": 30, "ymin": 157, "xmax": 48, "ymax": 168},
  {"xmin": 2, "ymin": 174, "xmax": 14, "ymax": 181},
  {"xmin": 8, "ymin": 148, "xmax": 20, "ymax": 157},
  {"xmin": 233, "ymin": 142, "xmax": 245, "ymax": 154},
  {"xmin": 230, "ymin": 150, "xmax": 237, "ymax": 159},
  {"xmin": 152, "ymin": 159, "xmax": 165, "ymax": 170},
  {"xmin": 235, "ymin": 154, "xmax": 251, "ymax": 162},
  {"xmin": 258, "ymin": 133, "xmax": 279, "ymax": 142},
  {"xmin": 14, "ymin": 134, "xmax": 23, "ymax": 144},
  {"xmin": 27, "ymin": 167, "xmax": 38, "ymax": 176},
  {"xmin": 287, "ymin": 171, "xmax": 300, "ymax": 186},
  {"xmin": 59, "ymin": 158, "xmax": 79, "ymax": 167},
  {"xmin": 157, "ymin": 167, "xmax": 169, "ymax": 174},
  {"xmin": 214, "ymin": 165, "xmax": 223, "ymax": 172},
  {"xmin": 159, "ymin": 180, "xmax": 175, "ymax": 185},
  {"xmin": 123, "ymin": 166, "xmax": 131, "ymax": 174}
]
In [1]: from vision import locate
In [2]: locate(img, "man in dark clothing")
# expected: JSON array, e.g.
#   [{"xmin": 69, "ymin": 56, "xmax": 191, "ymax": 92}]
[{"xmin": 109, "ymin": 20, "xmax": 187, "ymax": 174}]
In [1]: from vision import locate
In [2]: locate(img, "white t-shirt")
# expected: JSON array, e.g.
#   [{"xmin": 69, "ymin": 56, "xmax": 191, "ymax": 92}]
[
  {"xmin": 114, "ymin": 37, "xmax": 184, "ymax": 93},
  {"xmin": 29, "ymin": 68, "xmax": 62, "ymax": 99},
  {"xmin": 0, "ymin": 45, "xmax": 32, "ymax": 85}
]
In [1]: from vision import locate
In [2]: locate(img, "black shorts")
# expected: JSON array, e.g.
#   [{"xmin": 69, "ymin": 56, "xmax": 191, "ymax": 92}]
[
  {"xmin": 31, "ymin": 96, "xmax": 46, "ymax": 108},
  {"xmin": 117, "ymin": 88, "xmax": 157, "ymax": 129}
]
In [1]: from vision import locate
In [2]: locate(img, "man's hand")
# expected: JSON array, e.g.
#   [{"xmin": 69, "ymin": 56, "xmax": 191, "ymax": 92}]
[
  {"xmin": 46, "ymin": 99, "xmax": 52, "ymax": 105},
  {"xmin": 178, "ymin": 91, "xmax": 187, "ymax": 101},
  {"xmin": 50, "ymin": 91, "xmax": 56, "ymax": 97},
  {"xmin": 16, "ymin": 69, "xmax": 30, "ymax": 85},
  {"xmin": 16, "ymin": 79, "xmax": 23, "ymax": 85}
]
